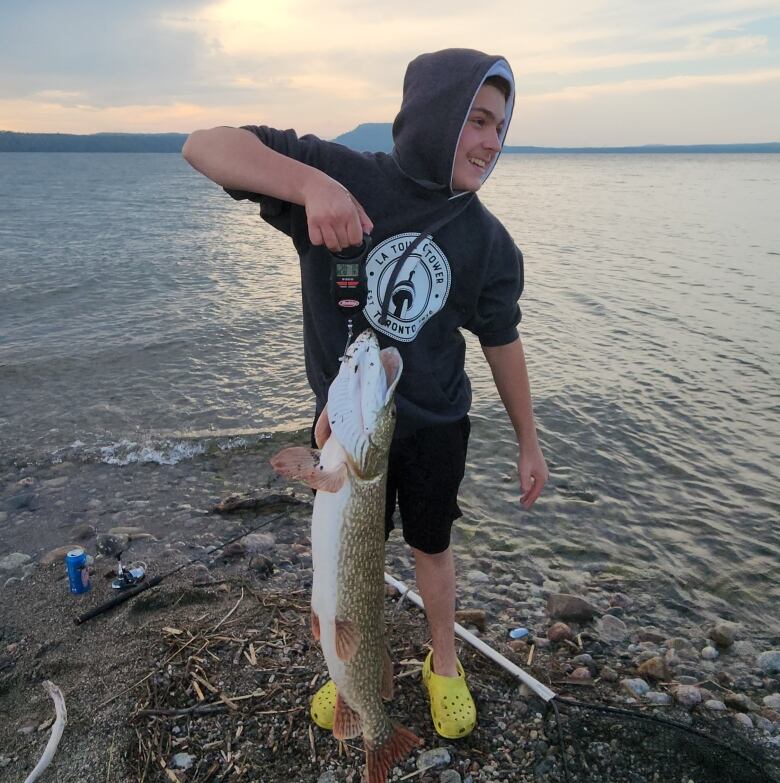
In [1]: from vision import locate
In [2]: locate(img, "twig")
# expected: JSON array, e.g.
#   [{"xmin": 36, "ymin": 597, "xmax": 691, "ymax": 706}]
[
  {"xmin": 211, "ymin": 588, "xmax": 244, "ymax": 633},
  {"xmin": 23, "ymin": 681, "xmax": 67, "ymax": 783}
]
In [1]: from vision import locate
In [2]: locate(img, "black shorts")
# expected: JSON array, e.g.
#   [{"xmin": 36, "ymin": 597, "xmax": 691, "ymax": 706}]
[
  {"xmin": 385, "ymin": 417, "xmax": 470, "ymax": 555},
  {"xmin": 311, "ymin": 415, "xmax": 470, "ymax": 555}
]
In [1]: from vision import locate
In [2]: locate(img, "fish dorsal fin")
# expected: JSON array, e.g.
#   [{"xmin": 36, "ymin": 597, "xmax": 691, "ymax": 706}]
[
  {"xmin": 270, "ymin": 447, "xmax": 347, "ymax": 493},
  {"xmin": 333, "ymin": 693, "xmax": 362, "ymax": 740}
]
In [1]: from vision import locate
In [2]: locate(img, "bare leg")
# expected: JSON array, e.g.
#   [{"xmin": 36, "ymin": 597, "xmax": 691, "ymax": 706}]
[{"xmin": 412, "ymin": 546, "xmax": 458, "ymax": 677}]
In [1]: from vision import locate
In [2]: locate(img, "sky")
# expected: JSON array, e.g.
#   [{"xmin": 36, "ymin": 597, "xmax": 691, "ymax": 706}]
[{"xmin": 1, "ymin": 0, "xmax": 778, "ymax": 146}]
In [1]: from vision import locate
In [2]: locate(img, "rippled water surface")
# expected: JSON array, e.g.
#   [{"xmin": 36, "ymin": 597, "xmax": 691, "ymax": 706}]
[{"xmin": 1, "ymin": 152, "xmax": 778, "ymax": 633}]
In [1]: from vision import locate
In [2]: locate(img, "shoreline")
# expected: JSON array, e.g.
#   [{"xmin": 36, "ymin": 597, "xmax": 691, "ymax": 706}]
[{"xmin": 1, "ymin": 432, "xmax": 779, "ymax": 781}]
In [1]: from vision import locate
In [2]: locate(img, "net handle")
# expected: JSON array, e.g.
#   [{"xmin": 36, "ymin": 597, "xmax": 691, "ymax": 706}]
[{"xmin": 384, "ymin": 572, "xmax": 557, "ymax": 702}]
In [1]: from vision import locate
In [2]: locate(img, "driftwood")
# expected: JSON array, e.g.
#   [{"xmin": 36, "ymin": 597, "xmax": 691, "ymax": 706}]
[
  {"xmin": 23, "ymin": 681, "xmax": 67, "ymax": 783},
  {"xmin": 211, "ymin": 492, "xmax": 308, "ymax": 515}
]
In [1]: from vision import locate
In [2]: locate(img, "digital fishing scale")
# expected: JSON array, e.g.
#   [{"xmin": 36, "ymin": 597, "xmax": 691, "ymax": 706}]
[{"xmin": 330, "ymin": 234, "xmax": 372, "ymax": 359}]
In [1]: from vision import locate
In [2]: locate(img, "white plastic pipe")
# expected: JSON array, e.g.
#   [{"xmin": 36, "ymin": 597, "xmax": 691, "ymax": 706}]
[{"xmin": 384, "ymin": 572, "xmax": 556, "ymax": 702}]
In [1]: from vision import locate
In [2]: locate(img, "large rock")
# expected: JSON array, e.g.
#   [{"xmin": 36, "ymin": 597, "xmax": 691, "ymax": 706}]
[
  {"xmin": 0, "ymin": 553, "xmax": 32, "ymax": 572},
  {"xmin": 548, "ymin": 622, "xmax": 573, "ymax": 643},
  {"xmin": 757, "ymin": 651, "xmax": 780, "ymax": 675},
  {"xmin": 638, "ymin": 656, "xmax": 669, "ymax": 681},
  {"xmin": 724, "ymin": 693, "xmax": 759, "ymax": 713},
  {"xmin": 762, "ymin": 694, "xmax": 780, "ymax": 711},
  {"xmin": 547, "ymin": 593, "xmax": 598, "ymax": 622},
  {"xmin": 674, "ymin": 685, "xmax": 703, "ymax": 709},
  {"xmin": 709, "ymin": 620, "xmax": 739, "ymax": 648},
  {"xmin": 621, "ymin": 678, "xmax": 650, "ymax": 698},
  {"xmin": 595, "ymin": 614, "xmax": 628, "ymax": 643}
]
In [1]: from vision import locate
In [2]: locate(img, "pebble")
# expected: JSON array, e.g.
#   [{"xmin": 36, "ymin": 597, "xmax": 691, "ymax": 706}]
[
  {"xmin": 621, "ymin": 678, "xmax": 650, "ymax": 698},
  {"xmin": 757, "ymin": 651, "xmax": 780, "ymax": 675},
  {"xmin": 466, "ymin": 570, "xmax": 490, "ymax": 583},
  {"xmin": 18, "ymin": 724, "xmax": 36, "ymax": 735},
  {"xmin": 762, "ymin": 694, "xmax": 780, "ymax": 710},
  {"xmin": 701, "ymin": 646, "xmax": 719, "ymax": 661},
  {"xmin": 171, "ymin": 753, "xmax": 196, "ymax": 770},
  {"xmin": 600, "ymin": 666, "xmax": 619, "ymax": 682},
  {"xmin": 674, "ymin": 685, "xmax": 703, "ymax": 708},
  {"xmin": 608, "ymin": 592, "xmax": 632, "ymax": 609},
  {"xmin": 439, "ymin": 772, "xmax": 462, "ymax": 783},
  {"xmin": 637, "ymin": 626, "xmax": 666, "ymax": 643},
  {"xmin": 637, "ymin": 656, "xmax": 669, "ymax": 681},
  {"xmin": 731, "ymin": 640, "xmax": 757, "ymax": 657},
  {"xmin": 547, "ymin": 593, "xmax": 598, "ymax": 622},
  {"xmin": 709, "ymin": 620, "xmax": 739, "ymax": 648},
  {"xmin": 317, "ymin": 773, "xmax": 337, "ymax": 783},
  {"xmin": 417, "ymin": 748, "xmax": 451, "ymax": 770},
  {"xmin": 733, "ymin": 713, "xmax": 754, "ymax": 729},
  {"xmin": 703, "ymin": 699, "xmax": 727, "ymax": 711},
  {"xmin": 0, "ymin": 553, "xmax": 32, "ymax": 572},
  {"xmin": 645, "ymin": 691, "xmax": 672, "ymax": 706},
  {"xmin": 724, "ymin": 693, "xmax": 759, "ymax": 713},
  {"xmin": 675, "ymin": 676, "xmax": 699, "ymax": 686},
  {"xmin": 570, "ymin": 667, "xmax": 592, "ymax": 681},
  {"xmin": 572, "ymin": 653, "xmax": 596, "ymax": 671},
  {"xmin": 596, "ymin": 614, "xmax": 628, "ymax": 643},
  {"xmin": 39, "ymin": 545, "xmax": 80, "ymax": 566},
  {"xmin": 547, "ymin": 622, "xmax": 573, "ymax": 643}
]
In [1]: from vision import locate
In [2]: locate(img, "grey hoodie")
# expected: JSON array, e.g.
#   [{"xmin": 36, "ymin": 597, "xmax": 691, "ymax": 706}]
[{"xmin": 227, "ymin": 48, "xmax": 524, "ymax": 437}]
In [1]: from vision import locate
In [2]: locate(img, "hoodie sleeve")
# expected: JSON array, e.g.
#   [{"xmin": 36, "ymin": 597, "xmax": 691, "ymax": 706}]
[
  {"xmin": 223, "ymin": 125, "xmax": 325, "ymax": 236},
  {"xmin": 464, "ymin": 239, "xmax": 524, "ymax": 347}
]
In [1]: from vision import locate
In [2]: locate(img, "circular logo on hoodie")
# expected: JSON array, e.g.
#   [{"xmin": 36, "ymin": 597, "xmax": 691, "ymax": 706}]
[{"xmin": 363, "ymin": 233, "xmax": 451, "ymax": 343}]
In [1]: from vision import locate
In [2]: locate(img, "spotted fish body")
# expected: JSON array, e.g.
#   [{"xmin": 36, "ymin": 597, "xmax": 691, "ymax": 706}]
[{"xmin": 271, "ymin": 330, "xmax": 419, "ymax": 783}]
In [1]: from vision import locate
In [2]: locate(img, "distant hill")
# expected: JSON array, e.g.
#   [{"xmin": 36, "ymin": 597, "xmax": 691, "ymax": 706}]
[
  {"xmin": 0, "ymin": 131, "xmax": 188, "ymax": 152},
  {"xmin": 2, "ymin": 127, "xmax": 778, "ymax": 154}
]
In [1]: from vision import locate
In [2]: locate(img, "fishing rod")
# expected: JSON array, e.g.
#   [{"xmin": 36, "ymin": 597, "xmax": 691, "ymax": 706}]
[{"xmin": 74, "ymin": 511, "xmax": 289, "ymax": 625}]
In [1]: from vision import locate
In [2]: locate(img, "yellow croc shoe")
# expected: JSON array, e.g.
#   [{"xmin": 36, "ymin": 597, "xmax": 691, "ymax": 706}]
[
  {"xmin": 310, "ymin": 679, "xmax": 337, "ymax": 730},
  {"xmin": 422, "ymin": 651, "xmax": 477, "ymax": 738}
]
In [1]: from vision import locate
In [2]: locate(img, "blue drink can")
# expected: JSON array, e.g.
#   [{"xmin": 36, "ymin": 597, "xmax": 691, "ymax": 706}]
[{"xmin": 66, "ymin": 548, "xmax": 91, "ymax": 594}]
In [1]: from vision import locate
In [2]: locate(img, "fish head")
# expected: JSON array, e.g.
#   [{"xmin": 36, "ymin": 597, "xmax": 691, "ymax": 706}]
[{"xmin": 327, "ymin": 330, "xmax": 402, "ymax": 479}]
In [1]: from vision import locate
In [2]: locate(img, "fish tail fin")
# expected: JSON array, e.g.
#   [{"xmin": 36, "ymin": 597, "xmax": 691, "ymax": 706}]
[{"xmin": 365, "ymin": 723, "xmax": 421, "ymax": 783}]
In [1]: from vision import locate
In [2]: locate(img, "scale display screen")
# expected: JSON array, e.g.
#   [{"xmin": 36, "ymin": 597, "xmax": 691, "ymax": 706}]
[{"xmin": 336, "ymin": 262, "xmax": 360, "ymax": 277}]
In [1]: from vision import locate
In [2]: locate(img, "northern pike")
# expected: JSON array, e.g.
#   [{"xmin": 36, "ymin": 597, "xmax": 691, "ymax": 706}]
[{"xmin": 271, "ymin": 329, "xmax": 420, "ymax": 783}]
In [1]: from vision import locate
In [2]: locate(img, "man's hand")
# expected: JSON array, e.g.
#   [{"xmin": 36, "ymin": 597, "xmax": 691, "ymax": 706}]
[
  {"xmin": 518, "ymin": 440, "xmax": 548, "ymax": 510},
  {"xmin": 302, "ymin": 173, "xmax": 373, "ymax": 252}
]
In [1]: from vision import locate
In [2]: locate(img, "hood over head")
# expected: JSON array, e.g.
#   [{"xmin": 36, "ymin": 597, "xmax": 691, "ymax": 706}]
[{"xmin": 391, "ymin": 48, "xmax": 515, "ymax": 195}]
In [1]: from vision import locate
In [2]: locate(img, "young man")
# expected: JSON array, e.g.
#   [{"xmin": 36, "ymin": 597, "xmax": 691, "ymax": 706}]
[{"xmin": 183, "ymin": 48, "xmax": 548, "ymax": 738}]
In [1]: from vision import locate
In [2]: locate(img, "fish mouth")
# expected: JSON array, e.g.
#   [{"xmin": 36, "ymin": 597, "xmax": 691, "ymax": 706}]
[{"xmin": 328, "ymin": 330, "xmax": 402, "ymax": 472}]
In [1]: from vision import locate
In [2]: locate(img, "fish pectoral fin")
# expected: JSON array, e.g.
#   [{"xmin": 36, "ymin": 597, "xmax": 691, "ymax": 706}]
[
  {"xmin": 366, "ymin": 724, "xmax": 422, "ymax": 783},
  {"xmin": 270, "ymin": 447, "xmax": 347, "ymax": 493},
  {"xmin": 333, "ymin": 693, "xmax": 362, "ymax": 740},
  {"xmin": 382, "ymin": 645, "xmax": 394, "ymax": 700},
  {"xmin": 314, "ymin": 406, "xmax": 331, "ymax": 449},
  {"xmin": 334, "ymin": 617, "xmax": 361, "ymax": 661},
  {"xmin": 311, "ymin": 610, "xmax": 321, "ymax": 641}
]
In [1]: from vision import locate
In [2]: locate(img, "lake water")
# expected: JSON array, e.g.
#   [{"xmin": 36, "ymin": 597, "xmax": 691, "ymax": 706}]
[{"xmin": 1, "ymin": 152, "xmax": 778, "ymax": 635}]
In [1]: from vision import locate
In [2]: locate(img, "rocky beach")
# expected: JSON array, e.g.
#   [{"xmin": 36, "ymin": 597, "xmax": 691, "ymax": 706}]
[{"xmin": 1, "ymin": 431, "xmax": 779, "ymax": 782}]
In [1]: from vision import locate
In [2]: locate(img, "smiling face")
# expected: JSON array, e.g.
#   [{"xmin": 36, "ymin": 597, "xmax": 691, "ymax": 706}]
[{"xmin": 451, "ymin": 83, "xmax": 507, "ymax": 192}]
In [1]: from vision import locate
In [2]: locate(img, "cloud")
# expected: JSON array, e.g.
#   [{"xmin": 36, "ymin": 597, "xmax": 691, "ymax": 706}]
[{"xmin": 523, "ymin": 67, "xmax": 780, "ymax": 102}]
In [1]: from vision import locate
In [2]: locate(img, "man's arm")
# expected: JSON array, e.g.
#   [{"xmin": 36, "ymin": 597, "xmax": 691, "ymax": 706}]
[
  {"xmin": 482, "ymin": 336, "xmax": 548, "ymax": 509},
  {"xmin": 182, "ymin": 126, "xmax": 372, "ymax": 251}
]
